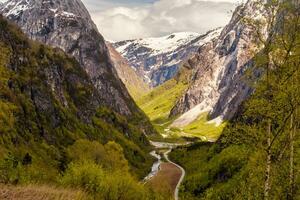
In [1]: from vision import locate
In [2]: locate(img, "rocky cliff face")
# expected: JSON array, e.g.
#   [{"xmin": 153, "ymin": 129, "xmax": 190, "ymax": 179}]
[
  {"xmin": 170, "ymin": 1, "xmax": 267, "ymax": 127},
  {"xmin": 0, "ymin": 0, "xmax": 138, "ymax": 116},
  {"xmin": 0, "ymin": 16, "xmax": 153, "ymax": 177},
  {"xmin": 113, "ymin": 29, "xmax": 222, "ymax": 87},
  {"xmin": 106, "ymin": 43, "xmax": 150, "ymax": 99}
]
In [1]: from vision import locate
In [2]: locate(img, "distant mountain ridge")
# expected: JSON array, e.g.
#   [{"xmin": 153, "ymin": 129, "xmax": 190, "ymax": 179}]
[{"xmin": 113, "ymin": 29, "xmax": 222, "ymax": 87}]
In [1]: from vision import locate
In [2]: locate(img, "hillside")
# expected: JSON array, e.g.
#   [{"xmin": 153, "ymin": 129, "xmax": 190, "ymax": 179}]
[
  {"xmin": 0, "ymin": 16, "xmax": 174, "ymax": 200},
  {"xmin": 107, "ymin": 43, "xmax": 150, "ymax": 99},
  {"xmin": 136, "ymin": 30, "xmax": 227, "ymax": 141},
  {"xmin": 170, "ymin": 1, "xmax": 266, "ymax": 126},
  {"xmin": 0, "ymin": 0, "xmax": 150, "ymax": 122},
  {"xmin": 170, "ymin": 1, "xmax": 300, "ymax": 199},
  {"xmin": 137, "ymin": 0, "xmax": 261, "ymax": 142},
  {"xmin": 0, "ymin": 0, "xmax": 158, "ymax": 172}
]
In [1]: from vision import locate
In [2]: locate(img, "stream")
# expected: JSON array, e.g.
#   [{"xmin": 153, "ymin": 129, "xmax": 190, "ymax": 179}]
[{"xmin": 143, "ymin": 151, "xmax": 162, "ymax": 182}]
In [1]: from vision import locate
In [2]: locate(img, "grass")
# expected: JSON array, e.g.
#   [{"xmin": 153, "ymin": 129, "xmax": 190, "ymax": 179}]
[
  {"xmin": 127, "ymin": 83, "xmax": 149, "ymax": 101},
  {"xmin": 137, "ymin": 79, "xmax": 188, "ymax": 122},
  {"xmin": 147, "ymin": 162, "xmax": 180, "ymax": 200},
  {"xmin": 0, "ymin": 184, "xmax": 89, "ymax": 200},
  {"xmin": 182, "ymin": 113, "xmax": 227, "ymax": 141},
  {"xmin": 137, "ymin": 78, "xmax": 191, "ymax": 142},
  {"xmin": 137, "ymin": 69, "xmax": 225, "ymax": 142}
]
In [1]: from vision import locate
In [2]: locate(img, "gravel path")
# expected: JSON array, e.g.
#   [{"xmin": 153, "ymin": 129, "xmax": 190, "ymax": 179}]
[{"xmin": 164, "ymin": 149, "xmax": 185, "ymax": 200}]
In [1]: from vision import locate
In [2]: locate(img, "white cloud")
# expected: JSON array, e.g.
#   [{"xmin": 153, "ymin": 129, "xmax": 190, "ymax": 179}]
[
  {"xmin": 87, "ymin": 0, "xmax": 239, "ymax": 41},
  {"xmin": 0, "ymin": 0, "xmax": 240, "ymax": 41}
]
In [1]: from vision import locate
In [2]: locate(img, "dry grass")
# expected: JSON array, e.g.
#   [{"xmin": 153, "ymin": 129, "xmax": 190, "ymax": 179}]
[
  {"xmin": 0, "ymin": 185, "xmax": 90, "ymax": 200},
  {"xmin": 148, "ymin": 162, "xmax": 182, "ymax": 199}
]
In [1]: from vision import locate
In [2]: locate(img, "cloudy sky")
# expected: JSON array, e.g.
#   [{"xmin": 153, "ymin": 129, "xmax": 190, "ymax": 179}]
[
  {"xmin": 0, "ymin": 0, "xmax": 241, "ymax": 41},
  {"xmin": 81, "ymin": 0, "xmax": 241, "ymax": 41}
]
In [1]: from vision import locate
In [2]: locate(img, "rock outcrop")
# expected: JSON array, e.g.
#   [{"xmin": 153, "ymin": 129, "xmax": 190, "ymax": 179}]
[
  {"xmin": 0, "ymin": 0, "xmax": 139, "ymax": 116},
  {"xmin": 113, "ymin": 29, "xmax": 222, "ymax": 87},
  {"xmin": 0, "ymin": 16, "xmax": 153, "ymax": 177},
  {"xmin": 170, "ymin": 0, "xmax": 267, "ymax": 127}
]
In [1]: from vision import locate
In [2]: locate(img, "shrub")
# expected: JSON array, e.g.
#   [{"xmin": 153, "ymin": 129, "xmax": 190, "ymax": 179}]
[{"xmin": 60, "ymin": 161, "xmax": 105, "ymax": 195}]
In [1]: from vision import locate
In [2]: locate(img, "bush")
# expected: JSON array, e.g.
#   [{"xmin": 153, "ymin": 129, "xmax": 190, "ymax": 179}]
[
  {"xmin": 60, "ymin": 161, "xmax": 105, "ymax": 195},
  {"xmin": 0, "ymin": 153, "xmax": 22, "ymax": 184},
  {"xmin": 101, "ymin": 171, "xmax": 147, "ymax": 200},
  {"xmin": 66, "ymin": 140, "xmax": 129, "ymax": 172},
  {"xmin": 66, "ymin": 139, "xmax": 106, "ymax": 164},
  {"xmin": 60, "ymin": 161, "xmax": 162, "ymax": 200}
]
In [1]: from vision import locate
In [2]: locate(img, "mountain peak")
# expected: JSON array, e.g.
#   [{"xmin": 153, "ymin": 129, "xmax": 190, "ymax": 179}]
[
  {"xmin": 0, "ymin": 0, "xmax": 144, "ymax": 117},
  {"xmin": 113, "ymin": 28, "xmax": 222, "ymax": 87},
  {"xmin": 0, "ymin": 0, "xmax": 91, "ymax": 23}
]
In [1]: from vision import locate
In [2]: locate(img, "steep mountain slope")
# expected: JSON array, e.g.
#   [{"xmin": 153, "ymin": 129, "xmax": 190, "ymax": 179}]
[
  {"xmin": 0, "ymin": 15, "xmax": 154, "ymax": 182},
  {"xmin": 137, "ymin": 58, "xmax": 226, "ymax": 141},
  {"xmin": 136, "ymin": 63, "xmax": 192, "ymax": 139},
  {"xmin": 114, "ymin": 29, "xmax": 222, "ymax": 87},
  {"xmin": 170, "ymin": 1, "xmax": 300, "ymax": 198},
  {"xmin": 0, "ymin": 0, "xmax": 142, "ymax": 118},
  {"xmin": 170, "ymin": 1, "xmax": 267, "ymax": 128},
  {"xmin": 136, "ymin": 30, "xmax": 227, "ymax": 141},
  {"xmin": 138, "ymin": 0, "xmax": 268, "ymax": 142},
  {"xmin": 106, "ymin": 43, "xmax": 150, "ymax": 99}
]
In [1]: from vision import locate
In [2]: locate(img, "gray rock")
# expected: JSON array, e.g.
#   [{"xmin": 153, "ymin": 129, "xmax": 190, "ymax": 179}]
[
  {"xmin": 0, "ymin": 0, "xmax": 138, "ymax": 116},
  {"xmin": 113, "ymin": 30, "xmax": 222, "ymax": 87},
  {"xmin": 171, "ymin": 0, "xmax": 267, "ymax": 122}
]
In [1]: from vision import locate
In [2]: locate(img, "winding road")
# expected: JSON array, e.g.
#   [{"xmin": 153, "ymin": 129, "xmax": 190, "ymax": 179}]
[
  {"xmin": 146, "ymin": 141, "xmax": 187, "ymax": 200},
  {"xmin": 164, "ymin": 149, "xmax": 185, "ymax": 200}
]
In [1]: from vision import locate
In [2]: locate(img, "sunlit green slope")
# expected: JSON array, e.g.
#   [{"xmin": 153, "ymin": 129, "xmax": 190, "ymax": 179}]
[{"xmin": 137, "ymin": 65, "xmax": 226, "ymax": 141}]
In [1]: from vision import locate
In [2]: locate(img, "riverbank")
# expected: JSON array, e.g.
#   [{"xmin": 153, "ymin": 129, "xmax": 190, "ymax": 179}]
[{"xmin": 144, "ymin": 141, "xmax": 187, "ymax": 200}]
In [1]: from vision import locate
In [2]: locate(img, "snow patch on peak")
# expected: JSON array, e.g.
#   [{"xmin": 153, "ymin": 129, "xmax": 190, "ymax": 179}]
[
  {"xmin": 53, "ymin": 10, "xmax": 76, "ymax": 18},
  {"xmin": 113, "ymin": 28, "xmax": 223, "ymax": 87},
  {"xmin": 130, "ymin": 32, "xmax": 201, "ymax": 56},
  {"xmin": 2, "ymin": 0, "xmax": 82, "ymax": 20},
  {"xmin": 2, "ymin": 0, "xmax": 31, "ymax": 17}
]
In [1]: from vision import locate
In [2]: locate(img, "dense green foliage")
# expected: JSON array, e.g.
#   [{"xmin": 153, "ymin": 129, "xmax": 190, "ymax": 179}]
[
  {"xmin": 0, "ymin": 16, "xmax": 167, "ymax": 199},
  {"xmin": 170, "ymin": 2, "xmax": 300, "ymax": 199}
]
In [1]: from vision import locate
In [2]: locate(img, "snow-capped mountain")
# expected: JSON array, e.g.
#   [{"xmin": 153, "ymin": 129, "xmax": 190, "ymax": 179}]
[
  {"xmin": 0, "ymin": 0, "xmax": 143, "ymax": 117},
  {"xmin": 113, "ymin": 29, "xmax": 222, "ymax": 87},
  {"xmin": 170, "ymin": 0, "xmax": 269, "ymax": 127}
]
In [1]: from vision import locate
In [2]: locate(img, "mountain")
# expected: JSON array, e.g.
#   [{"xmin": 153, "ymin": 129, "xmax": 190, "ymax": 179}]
[
  {"xmin": 106, "ymin": 43, "xmax": 150, "ymax": 99},
  {"xmin": 0, "ymin": 0, "xmax": 142, "ymax": 117},
  {"xmin": 137, "ymin": 0, "xmax": 268, "ymax": 142},
  {"xmin": 170, "ymin": 1, "xmax": 267, "ymax": 128},
  {"xmin": 0, "ymin": 14, "xmax": 158, "ymax": 191},
  {"xmin": 170, "ymin": 1, "xmax": 300, "ymax": 199},
  {"xmin": 0, "ymin": 0, "xmax": 160, "ymax": 178},
  {"xmin": 113, "ymin": 29, "xmax": 222, "ymax": 87}
]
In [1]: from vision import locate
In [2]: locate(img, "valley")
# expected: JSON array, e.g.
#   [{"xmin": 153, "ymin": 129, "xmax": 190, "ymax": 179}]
[
  {"xmin": 0, "ymin": 0, "xmax": 299, "ymax": 199},
  {"xmin": 135, "ymin": 61, "xmax": 226, "ymax": 142}
]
